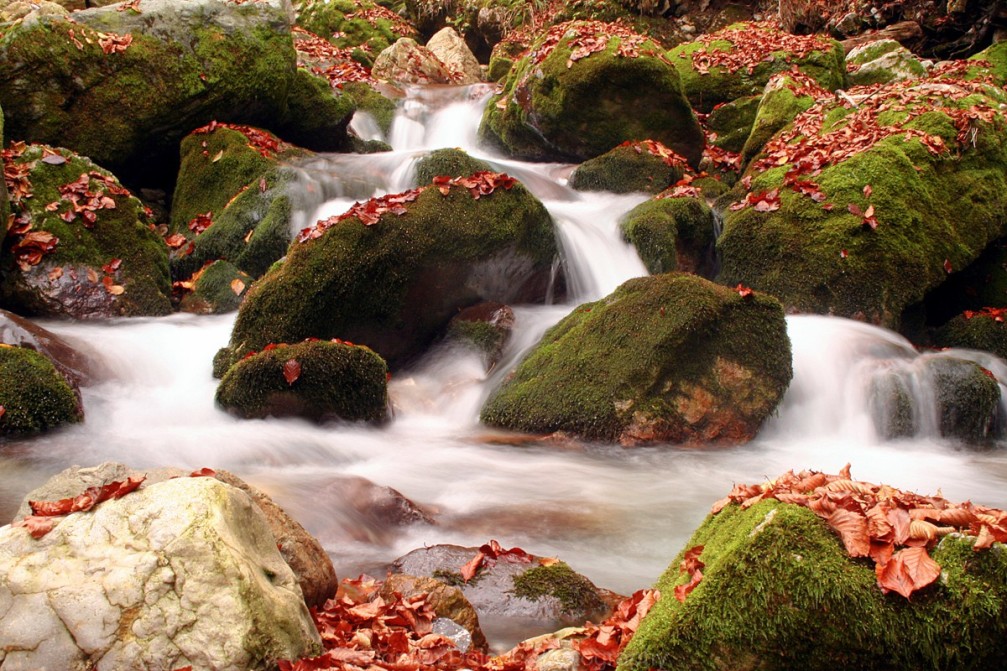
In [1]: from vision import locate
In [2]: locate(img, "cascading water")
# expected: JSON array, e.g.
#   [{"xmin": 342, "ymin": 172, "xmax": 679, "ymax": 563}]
[{"xmin": 3, "ymin": 85, "xmax": 1007, "ymax": 630}]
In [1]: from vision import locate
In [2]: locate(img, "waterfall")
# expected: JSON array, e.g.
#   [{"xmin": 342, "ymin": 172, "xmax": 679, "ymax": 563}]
[{"xmin": 3, "ymin": 85, "xmax": 1007, "ymax": 614}]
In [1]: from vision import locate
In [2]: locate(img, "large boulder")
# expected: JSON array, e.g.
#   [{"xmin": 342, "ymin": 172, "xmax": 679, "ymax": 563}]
[
  {"xmin": 739, "ymin": 70, "xmax": 829, "ymax": 166},
  {"xmin": 217, "ymin": 172, "xmax": 559, "ymax": 372},
  {"xmin": 0, "ymin": 0, "xmax": 342, "ymax": 185},
  {"xmin": 371, "ymin": 37, "xmax": 457, "ymax": 85},
  {"xmin": 169, "ymin": 123, "xmax": 310, "ymax": 283},
  {"xmin": 619, "ymin": 482, "xmax": 1007, "ymax": 671},
  {"xmin": 0, "ymin": 143, "xmax": 171, "ymax": 318},
  {"xmin": 936, "ymin": 309, "xmax": 1007, "ymax": 360},
  {"xmin": 480, "ymin": 273, "xmax": 793, "ymax": 446},
  {"xmin": 426, "ymin": 26, "xmax": 482, "ymax": 84},
  {"xmin": 845, "ymin": 39, "xmax": 928, "ymax": 88},
  {"xmin": 0, "ymin": 344, "xmax": 82, "ymax": 436},
  {"xmin": 479, "ymin": 20, "xmax": 704, "ymax": 165},
  {"xmin": 215, "ymin": 339, "xmax": 390, "ymax": 423},
  {"xmin": 0, "ymin": 474, "xmax": 321, "ymax": 670},
  {"xmin": 666, "ymin": 21, "xmax": 846, "ymax": 113},
  {"xmin": 717, "ymin": 69, "xmax": 1007, "ymax": 329},
  {"xmin": 569, "ymin": 140, "xmax": 688, "ymax": 194}
]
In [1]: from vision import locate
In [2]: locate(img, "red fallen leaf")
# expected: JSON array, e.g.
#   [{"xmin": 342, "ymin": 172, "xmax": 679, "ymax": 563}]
[
  {"xmin": 944, "ymin": 259, "xmax": 953, "ymax": 274},
  {"xmin": 863, "ymin": 184, "xmax": 872, "ymax": 199},
  {"xmin": 460, "ymin": 550, "xmax": 488, "ymax": 582},
  {"xmin": 283, "ymin": 359, "xmax": 302, "ymax": 386},
  {"xmin": 840, "ymin": 249, "xmax": 848, "ymax": 259},
  {"xmin": 674, "ymin": 545, "xmax": 704, "ymax": 603},
  {"xmin": 13, "ymin": 515, "xmax": 58, "ymax": 539},
  {"xmin": 848, "ymin": 203, "xmax": 864, "ymax": 217},
  {"xmin": 164, "ymin": 233, "xmax": 188, "ymax": 249},
  {"xmin": 973, "ymin": 524, "xmax": 996, "ymax": 550},
  {"xmin": 188, "ymin": 212, "xmax": 213, "ymax": 235},
  {"xmin": 735, "ymin": 283, "xmax": 753, "ymax": 298},
  {"xmin": 117, "ymin": 0, "xmax": 141, "ymax": 11},
  {"xmin": 102, "ymin": 258, "xmax": 122, "ymax": 274},
  {"xmin": 190, "ymin": 467, "xmax": 216, "ymax": 477},
  {"xmin": 876, "ymin": 546, "xmax": 941, "ymax": 598},
  {"xmin": 0, "ymin": 405, "xmax": 4, "ymax": 419},
  {"xmin": 29, "ymin": 475, "xmax": 145, "ymax": 517},
  {"xmin": 259, "ymin": 177, "xmax": 268, "ymax": 193}
]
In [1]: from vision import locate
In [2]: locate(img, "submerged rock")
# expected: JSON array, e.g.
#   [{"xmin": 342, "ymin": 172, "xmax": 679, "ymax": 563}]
[
  {"xmin": 219, "ymin": 172, "xmax": 558, "ymax": 372},
  {"xmin": 216, "ymin": 339, "xmax": 390, "ymax": 423},
  {"xmin": 620, "ymin": 497, "xmax": 1007, "ymax": 671},
  {"xmin": 0, "ymin": 474, "xmax": 321, "ymax": 670},
  {"xmin": 481, "ymin": 273, "xmax": 792, "ymax": 446},
  {"xmin": 444, "ymin": 301, "xmax": 515, "ymax": 370},
  {"xmin": 479, "ymin": 20, "xmax": 704, "ymax": 165},
  {"xmin": 0, "ymin": 144, "xmax": 171, "ymax": 318},
  {"xmin": 380, "ymin": 574, "xmax": 488, "ymax": 651}
]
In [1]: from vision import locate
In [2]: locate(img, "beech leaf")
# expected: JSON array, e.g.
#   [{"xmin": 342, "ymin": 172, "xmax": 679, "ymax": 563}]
[
  {"xmin": 231, "ymin": 279, "xmax": 246, "ymax": 295},
  {"xmin": 876, "ymin": 547, "xmax": 941, "ymax": 598},
  {"xmin": 283, "ymin": 359, "xmax": 302, "ymax": 386}
]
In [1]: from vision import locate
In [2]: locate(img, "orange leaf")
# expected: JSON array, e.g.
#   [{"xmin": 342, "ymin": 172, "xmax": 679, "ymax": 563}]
[
  {"xmin": 283, "ymin": 359, "xmax": 301, "ymax": 386},
  {"xmin": 827, "ymin": 508, "xmax": 871, "ymax": 557},
  {"xmin": 459, "ymin": 550, "xmax": 485, "ymax": 582},
  {"xmin": 230, "ymin": 279, "xmax": 245, "ymax": 295},
  {"xmin": 875, "ymin": 547, "xmax": 941, "ymax": 599}
]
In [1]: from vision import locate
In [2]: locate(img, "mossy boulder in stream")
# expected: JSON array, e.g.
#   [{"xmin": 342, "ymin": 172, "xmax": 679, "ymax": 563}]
[
  {"xmin": 413, "ymin": 148, "xmax": 492, "ymax": 186},
  {"xmin": 717, "ymin": 71, "xmax": 1007, "ymax": 329},
  {"xmin": 479, "ymin": 20, "xmax": 704, "ymax": 165},
  {"xmin": 0, "ymin": 0, "xmax": 308, "ymax": 184},
  {"xmin": 740, "ymin": 70, "xmax": 828, "ymax": 166},
  {"xmin": 216, "ymin": 339, "xmax": 389, "ymax": 422},
  {"xmin": 619, "ymin": 195, "xmax": 717, "ymax": 276},
  {"xmin": 178, "ymin": 261, "xmax": 253, "ymax": 315},
  {"xmin": 569, "ymin": 141, "xmax": 688, "ymax": 194},
  {"xmin": 618, "ymin": 498, "xmax": 1007, "ymax": 671},
  {"xmin": 0, "ymin": 345, "xmax": 82, "ymax": 436},
  {"xmin": 219, "ymin": 173, "xmax": 559, "ymax": 372},
  {"xmin": 481, "ymin": 273, "xmax": 792, "ymax": 446},
  {"xmin": 170, "ymin": 124, "xmax": 309, "ymax": 282},
  {"xmin": 666, "ymin": 21, "xmax": 846, "ymax": 113},
  {"xmin": 936, "ymin": 310, "xmax": 1007, "ymax": 360},
  {"xmin": 0, "ymin": 144, "xmax": 171, "ymax": 319}
]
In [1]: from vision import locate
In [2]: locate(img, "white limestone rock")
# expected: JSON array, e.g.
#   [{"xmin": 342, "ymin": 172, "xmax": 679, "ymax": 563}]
[
  {"xmin": 0, "ymin": 476, "xmax": 321, "ymax": 670},
  {"xmin": 426, "ymin": 27, "xmax": 482, "ymax": 85}
]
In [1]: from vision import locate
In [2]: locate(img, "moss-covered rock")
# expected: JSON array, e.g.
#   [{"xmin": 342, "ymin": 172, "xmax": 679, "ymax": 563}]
[
  {"xmin": 444, "ymin": 301, "xmax": 514, "ymax": 369},
  {"xmin": 926, "ymin": 355, "xmax": 1001, "ymax": 442},
  {"xmin": 0, "ymin": 345, "xmax": 82, "ymax": 436},
  {"xmin": 868, "ymin": 368, "xmax": 916, "ymax": 439},
  {"xmin": 569, "ymin": 141, "xmax": 687, "ymax": 194},
  {"xmin": 0, "ymin": 144, "xmax": 171, "ymax": 318},
  {"xmin": 178, "ymin": 260, "xmax": 253, "ymax": 315},
  {"xmin": 170, "ymin": 124, "xmax": 310, "ymax": 282},
  {"xmin": 667, "ymin": 22, "xmax": 846, "ymax": 114},
  {"xmin": 481, "ymin": 273, "xmax": 792, "ymax": 445},
  {"xmin": 704, "ymin": 94, "xmax": 761, "ymax": 154},
  {"xmin": 971, "ymin": 41, "xmax": 1007, "ymax": 86},
  {"xmin": 846, "ymin": 39, "xmax": 928, "ymax": 87},
  {"xmin": 511, "ymin": 561, "xmax": 607, "ymax": 616},
  {"xmin": 740, "ymin": 70, "xmax": 828, "ymax": 167},
  {"xmin": 294, "ymin": 0, "xmax": 417, "ymax": 67},
  {"xmin": 215, "ymin": 339, "xmax": 389, "ymax": 422},
  {"xmin": 936, "ymin": 311, "xmax": 1007, "ymax": 360},
  {"xmin": 618, "ymin": 499, "xmax": 1007, "ymax": 671},
  {"xmin": 718, "ymin": 73, "xmax": 1007, "ymax": 329},
  {"xmin": 479, "ymin": 20, "xmax": 704, "ymax": 165},
  {"xmin": 619, "ymin": 196, "xmax": 717, "ymax": 276},
  {"xmin": 414, "ymin": 148, "xmax": 493, "ymax": 186},
  {"xmin": 219, "ymin": 173, "xmax": 559, "ymax": 373},
  {"xmin": 0, "ymin": 0, "xmax": 301, "ymax": 185},
  {"xmin": 277, "ymin": 67, "xmax": 357, "ymax": 152}
]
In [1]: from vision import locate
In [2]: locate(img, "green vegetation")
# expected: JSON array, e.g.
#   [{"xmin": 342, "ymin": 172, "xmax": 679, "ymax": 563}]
[
  {"xmin": 570, "ymin": 144, "xmax": 685, "ymax": 194},
  {"xmin": 511, "ymin": 562, "xmax": 605, "ymax": 615},
  {"xmin": 619, "ymin": 197, "xmax": 716, "ymax": 275},
  {"xmin": 0, "ymin": 346, "xmax": 82, "ymax": 436}
]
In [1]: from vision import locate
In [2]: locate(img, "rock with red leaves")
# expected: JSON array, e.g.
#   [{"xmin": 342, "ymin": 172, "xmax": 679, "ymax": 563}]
[
  {"xmin": 372, "ymin": 37, "xmax": 458, "ymax": 85},
  {"xmin": 480, "ymin": 20, "xmax": 704, "ymax": 165}
]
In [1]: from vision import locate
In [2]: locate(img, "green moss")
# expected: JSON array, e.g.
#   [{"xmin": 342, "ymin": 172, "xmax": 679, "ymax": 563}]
[
  {"xmin": 414, "ymin": 149, "xmax": 492, "ymax": 186},
  {"xmin": 179, "ymin": 260, "xmax": 252, "ymax": 314},
  {"xmin": 277, "ymin": 68, "xmax": 356, "ymax": 152},
  {"xmin": 847, "ymin": 40, "xmax": 926, "ymax": 88},
  {"xmin": 0, "ymin": 346, "xmax": 82, "ymax": 435},
  {"xmin": 223, "ymin": 179, "xmax": 557, "ymax": 371},
  {"xmin": 936, "ymin": 315, "xmax": 1007, "ymax": 360},
  {"xmin": 667, "ymin": 23, "xmax": 846, "ymax": 114},
  {"xmin": 971, "ymin": 42, "xmax": 1007, "ymax": 86},
  {"xmin": 740, "ymin": 76, "xmax": 819, "ymax": 165},
  {"xmin": 705, "ymin": 95, "xmax": 761, "ymax": 153},
  {"xmin": 927, "ymin": 356, "xmax": 1001, "ymax": 442},
  {"xmin": 511, "ymin": 562, "xmax": 605, "ymax": 615},
  {"xmin": 215, "ymin": 339, "xmax": 389, "ymax": 422},
  {"xmin": 620, "ymin": 197, "xmax": 716, "ymax": 276},
  {"xmin": 432, "ymin": 569, "xmax": 467, "ymax": 587},
  {"xmin": 868, "ymin": 370, "xmax": 916, "ymax": 439},
  {"xmin": 0, "ymin": 145, "xmax": 171, "ymax": 317},
  {"xmin": 294, "ymin": 0, "xmax": 414, "ymax": 67},
  {"xmin": 718, "ymin": 86, "xmax": 1007, "ymax": 329},
  {"xmin": 479, "ymin": 23, "xmax": 704, "ymax": 164},
  {"xmin": 481, "ymin": 273, "xmax": 792, "ymax": 443},
  {"xmin": 343, "ymin": 81, "xmax": 398, "ymax": 136},
  {"xmin": 618, "ymin": 500, "xmax": 1007, "ymax": 671},
  {"xmin": 570, "ymin": 144, "xmax": 685, "ymax": 194}
]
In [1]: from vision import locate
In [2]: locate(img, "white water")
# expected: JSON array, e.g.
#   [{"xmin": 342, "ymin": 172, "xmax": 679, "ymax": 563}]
[{"xmin": 3, "ymin": 85, "xmax": 1007, "ymax": 610}]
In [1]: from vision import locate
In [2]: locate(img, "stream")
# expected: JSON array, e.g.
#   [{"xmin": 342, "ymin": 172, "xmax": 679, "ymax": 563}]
[{"xmin": 3, "ymin": 84, "xmax": 1007, "ymax": 610}]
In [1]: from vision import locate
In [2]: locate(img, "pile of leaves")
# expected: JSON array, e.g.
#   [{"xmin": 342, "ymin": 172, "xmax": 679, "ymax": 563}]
[
  {"xmin": 192, "ymin": 121, "xmax": 286, "ymax": 159},
  {"xmin": 64, "ymin": 23, "xmax": 133, "ymax": 55},
  {"xmin": 711, "ymin": 465, "xmax": 1007, "ymax": 598},
  {"xmin": 293, "ymin": 27, "xmax": 374, "ymax": 87},
  {"xmin": 684, "ymin": 21, "xmax": 836, "ymax": 76},
  {"xmin": 459, "ymin": 539, "xmax": 533, "ymax": 582},
  {"xmin": 528, "ymin": 20, "xmax": 654, "ymax": 70},
  {"xmin": 46, "ymin": 171, "xmax": 129, "ymax": 228},
  {"xmin": 280, "ymin": 571, "xmax": 660, "ymax": 671},
  {"xmin": 296, "ymin": 172, "xmax": 518, "ymax": 242},
  {"xmin": 13, "ymin": 475, "xmax": 146, "ymax": 539},
  {"xmin": 344, "ymin": 6, "xmax": 417, "ymax": 40}
]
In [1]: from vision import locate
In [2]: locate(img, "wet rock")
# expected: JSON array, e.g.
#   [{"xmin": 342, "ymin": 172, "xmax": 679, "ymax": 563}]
[
  {"xmin": 620, "ymin": 498, "xmax": 1007, "ymax": 671},
  {"xmin": 318, "ymin": 474, "xmax": 434, "ymax": 545},
  {"xmin": 427, "ymin": 27, "xmax": 482, "ymax": 84},
  {"xmin": 380, "ymin": 574, "xmax": 488, "ymax": 651},
  {"xmin": 926, "ymin": 356, "xmax": 1001, "ymax": 442},
  {"xmin": 846, "ymin": 39, "xmax": 928, "ymax": 87},
  {"xmin": 391, "ymin": 545, "xmax": 614, "ymax": 642},
  {"xmin": 216, "ymin": 339, "xmax": 390, "ymax": 423},
  {"xmin": 479, "ymin": 20, "xmax": 704, "ymax": 165},
  {"xmin": 0, "ymin": 474, "xmax": 321, "ymax": 670},
  {"xmin": 177, "ymin": 260, "xmax": 253, "ymax": 315},
  {"xmin": 414, "ymin": 148, "xmax": 493, "ymax": 186},
  {"xmin": 619, "ymin": 195, "xmax": 717, "ymax": 277},
  {"xmin": 935, "ymin": 311, "xmax": 1007, "ymax": 361},
  {"xmin": 481, "ymin": 273, "xmax": 793, "ymax": 446},
  {"xmin": 0, "ymin": 144, "xmax": 171, "ymax": 319},
  {"xmin": 0, "ymin": 345, "xmax": 82, "ymax": 436},
  {"xmin": 444, "ymin": 301, "xmax": 515, "ymax": 370},
  {"xmin": 0, "ymin": 308, "xmax": 95, "ymax": 387},
  {"xmin": 218, "ymin": 172, "xmax": 559, "ymax": 372},
  {"xmin": 372, "ymin": 37, "xmax": 456, "ymax": 85}
]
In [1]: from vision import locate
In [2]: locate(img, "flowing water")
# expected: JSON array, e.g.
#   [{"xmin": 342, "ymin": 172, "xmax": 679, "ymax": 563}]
[{"xmin": 3, "ymin": 85, "xmax": 1007, "ymax": 618}]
